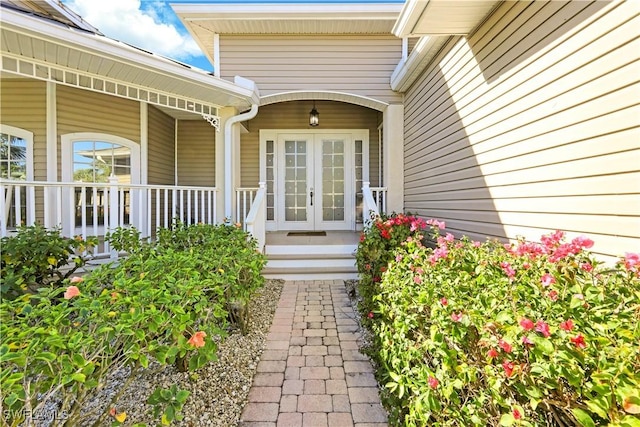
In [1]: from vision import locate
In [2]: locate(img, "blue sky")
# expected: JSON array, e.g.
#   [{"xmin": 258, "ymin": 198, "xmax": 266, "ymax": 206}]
[{"xmin": 61, "ymin": 0, "xmax": 404, "ymax": 71}]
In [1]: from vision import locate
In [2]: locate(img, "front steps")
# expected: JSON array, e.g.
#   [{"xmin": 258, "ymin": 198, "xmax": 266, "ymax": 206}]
[{"xmin": 261, "ymin": 232, "xmax": 359, "ymax": 280}]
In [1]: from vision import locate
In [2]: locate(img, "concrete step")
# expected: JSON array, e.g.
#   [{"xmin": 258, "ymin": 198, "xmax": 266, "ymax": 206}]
[{"xmin": 263, "ymin": 243, "xmax": 358, "ymax": 280}]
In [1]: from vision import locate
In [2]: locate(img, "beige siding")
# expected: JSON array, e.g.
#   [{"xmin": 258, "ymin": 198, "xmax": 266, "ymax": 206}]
[
  {"xmin": 0, "ymin": 78, "xmax": 47, "ymax": 181},
  {"xmin": 220, "ymin": 35, "xmax": 403, "ymax": 104},
  {"xmin": 404, "ymin": 0, "xmax": 640, "ymax": 259},
  {"xmin": 240, "ymin": 100, "xmax": 380, "ymax": 187},
  {"xmin": 176, "ymin": 120, "xmax": 215, "ymax": 186},
  {"xmin": 148, "ymin": 106, "xmax": 175, "ymax": 185}
]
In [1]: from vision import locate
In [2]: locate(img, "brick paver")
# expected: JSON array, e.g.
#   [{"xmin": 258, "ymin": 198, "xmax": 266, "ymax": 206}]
[{"xmin": 240, "ymin": 280, "xmax": 388, "ymax": 426}]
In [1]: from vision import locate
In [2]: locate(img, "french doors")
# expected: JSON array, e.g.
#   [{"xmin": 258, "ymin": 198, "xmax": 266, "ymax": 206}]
[{"xmin": 261, "ymin": 130, "xmax": 368, "ymax": 231}]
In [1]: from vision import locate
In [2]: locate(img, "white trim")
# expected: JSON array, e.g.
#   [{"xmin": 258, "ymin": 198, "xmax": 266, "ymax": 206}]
[
  {"xmin": 174, "ymin": 119, "xmax": 179, "ymax": 185},
  {"xmin": 390, "ymin": 36, "xmax": 449, "ymax": 92},
  {"xmin": 46, "ymin": 82, "xmax": 57, "ymax": 181},
  {"xmin": 261, "ymin": 91, "xmax": 388, "ymax": 112},
  {"xmin": 60, "ymin": 133, "xmax": 141, "ymax": 184},
  {"xmin": 140, "ymin": 103, "xmax": 148, "ymax": 185},
  {"xmin": 173, "ymin": 3, "xmax": 402, "ymax": 19},
  {"xmin": 213, "ymin": 33, "xmax": 221, "ymax": 78},
  {"xmin": 260, "ymin": 129, "xmax": 368, "ymax": 232},
  {"xmin": 0, "ymin": 124, "xmax": 34, "ymax": 182}
]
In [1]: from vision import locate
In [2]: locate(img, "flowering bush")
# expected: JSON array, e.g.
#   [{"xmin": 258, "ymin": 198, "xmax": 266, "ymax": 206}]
[
  {"xmin": 356, "ymin": 215, "xmax": 640, "ymax": 426},
  {"xmin": 0, "ymin": 224, "xmax": 97, "ymax": 300},
  {"xmin": 355, "ymin": 213, "xmax": 433, "ymax": 315},
  {"xmin": 1, "ymin": 223, "xmax": 266, "ymax": 426}
]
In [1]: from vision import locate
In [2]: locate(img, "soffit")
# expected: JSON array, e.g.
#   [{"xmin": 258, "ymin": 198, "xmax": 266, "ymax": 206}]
[
  {"xmin": 0, "ymin": 4, "xmax": 258, "ymax": 118},
  {"xmin": 393, "ymin": 0, "xmax": 500, "ymax": 37},
  {"xmin": 172, "ymin": 3, "xmax": 403, "ymax": 66}
]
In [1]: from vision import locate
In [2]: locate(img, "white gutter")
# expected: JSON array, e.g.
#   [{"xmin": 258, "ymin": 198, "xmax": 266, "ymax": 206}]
[
  {"xmin": 224, "ymin": 77, "xmax": 260, "ymax": 220},
  {"xmin": 390, "ymin": 35, "xmax": 449, "ymax": 93}
]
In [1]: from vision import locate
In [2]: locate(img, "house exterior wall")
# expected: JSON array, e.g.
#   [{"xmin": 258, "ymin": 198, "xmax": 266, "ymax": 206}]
[
  {"xmin": 240, "ymin": 100, "xmax": 381, "ymax": 187},
  {"xmin": 403, "ymin": 0, "xmax": 640, "ymax": 259},
  {"xmin": 176, "ymin": 120, "xmax": 216, "ymax": 186},
  {"xmin": 219, "ymin": 35, "xmax": 403, "ymax": 104},
  {"xmin": 0, "ymin": 78, "xmax": 47, "ymax": 181},
  {"xmin": 148, "ymin": 106, "xmax": 176, "ymax": 185}
]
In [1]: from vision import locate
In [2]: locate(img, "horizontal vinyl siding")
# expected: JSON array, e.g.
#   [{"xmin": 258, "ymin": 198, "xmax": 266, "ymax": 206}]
[
  {"xmin": 176, "ymin": 120, "xmax": 215, "ymax": 187},
  {"xmin": 404, "ymin": 0, "xmax": 640, "ymax": 260},
  {"xmin": 220, "ymin": 35, "xmax": 403, "ymax": 104},
  {"xmin": 240, "ymin": 100, "xmax": 380, "ymax": 187},
  {"xmin": 147, "ymin": 106, "xmax": 175, "ymax": 185},
  {"xmin": 0, "ymin": 78, "xmax": 47, "ymax": 181}
]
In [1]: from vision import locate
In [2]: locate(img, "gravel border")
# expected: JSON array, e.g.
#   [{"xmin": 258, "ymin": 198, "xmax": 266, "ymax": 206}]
[{"xmin": 83, "ymin": 279, "xmax": 284, "ymax": 426}]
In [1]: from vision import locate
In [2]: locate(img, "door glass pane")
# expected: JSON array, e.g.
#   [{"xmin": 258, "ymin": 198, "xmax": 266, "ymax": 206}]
[
  {"xmin": 321, "ymin": 139, "xmax": 345, "ymax": 222},
  {"xmin": 284, "ymin": 140, "xmax": 307, "ymax": 222}
]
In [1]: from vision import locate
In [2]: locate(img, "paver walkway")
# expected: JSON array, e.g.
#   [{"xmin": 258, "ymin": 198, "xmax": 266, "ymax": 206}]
[{"xmin": 240, "ymin": 280, "xmax": 388, "ymax": 427}]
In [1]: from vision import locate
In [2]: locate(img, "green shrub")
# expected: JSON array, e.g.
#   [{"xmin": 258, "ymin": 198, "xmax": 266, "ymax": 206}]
[
  {"xmin": 357, "ymin": 215, "xmax": 640, "ymax": 426},
  {"xmin": 0, "ymin": 224, "xmax": 97, "ymax": 300},
  {"xmin": 1, "ymin": 222, "xmax": 266, "ymax": 426}
]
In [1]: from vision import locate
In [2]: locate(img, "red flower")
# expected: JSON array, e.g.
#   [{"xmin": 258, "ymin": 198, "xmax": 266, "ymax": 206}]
[
  {"xmin": 498, "ymin": 339, "xmax": 512, "ymax": 353},
  {"xmin": 535, "ymin": 320, "xmax": 551, "ymax": 338},
  {"xmin": 373, "ymin": 276, "xmax": 381, "ymax": 283},
  {"xmin": 440, "ymin": 297, "xmax": 448, "ymax": 306},
  {"xmin": 451, "ymin": 312, "xmax": 463, "ymax": 322},
  {"xmin": 548, "ymin": 290, "xmax": 559, "ymax": 301},
  {"xmin": 359, "ymin": 233, "xmax": 365, "ymax": 242},
  {"xmin": 519, "ymin": 318, "xmax": 534, "ymax": 331},
  {"xmin": 513, "ymin": 408, "xmax": 522, "ymax": 420},
  {"xmin": 368, "ymin": 311, "xmax": 374, "ymax": 319},
  {"xmin": 487, "ymin": 348, "xmax": 499, "ymax": 358},
  {"xmin": 502, "ymin": 361, "xmax": 515, "ymax": 377},
  {"xmin": 428, "ymin": 376, "xmax": 439, "ymax": 389},
  {"xmin": 380, "ymin": 229, "xmax": 391, "ymax": 239},
  {"xmin": 559, "ymin": 319, "xmax": 574, "ymax": 331},
  {"xmin": 379, "ymin": 266, "xmax": 387, "ymax": 272},
  {"xmin": 580, "ymin": 262, "xmax": 593, "ymax": 272},
  {"xmin": 413, "ymin": 276, "xmax": 422, "ymax": 284},
  {"xmin": 571, "ymin": 236, "xmax": 594, "ymax": 249},
  {"xmin": 522, "ymin": 336, "xmax": 534, "ymax": 346},
  {"xmin": 187, "ymin": 331, "xmax": 207, "ymax": 348},
  {"xmin": 571, "ymin": 334, "xmax": 587, "ymax": 349}
]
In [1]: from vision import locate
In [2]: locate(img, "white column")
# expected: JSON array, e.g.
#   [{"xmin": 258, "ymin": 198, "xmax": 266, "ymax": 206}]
[
  {"xmin": 382, "ymin": 103, "xmax": 404, "ymax": 213},
  {"xmin": 139, "ymin": 102, "xmax": 149, "ymax": 236},
  {"xmin": 45, "ymin": 82, "xmax": 58, "ymax": 228},
  {"xmin": 216, "ymin": 107, "xmax": 236, "ymax": 222}
]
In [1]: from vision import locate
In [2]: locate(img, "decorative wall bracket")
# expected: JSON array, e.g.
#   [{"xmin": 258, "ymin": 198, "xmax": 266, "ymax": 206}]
[{"xmin": 202, "ymin": 114, "xmax": 220, "ymax": 130}]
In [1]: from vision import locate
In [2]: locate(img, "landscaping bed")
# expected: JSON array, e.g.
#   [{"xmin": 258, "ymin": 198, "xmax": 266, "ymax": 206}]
[
  {"xmin": 1, "ymin": 222, "xmax": 275, "ymax": 426},
  {"xmin": 355, "ymin": 214, "xmax": 640, "ymax": 427}
]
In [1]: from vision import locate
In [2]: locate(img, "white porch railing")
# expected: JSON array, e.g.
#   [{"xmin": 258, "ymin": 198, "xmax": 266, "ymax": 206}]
[
  {"xmin": 0, "ymin": 178, "xmax": 218, "ymax": 257},
  {"xmin": 235, "ymin": 187, "xmax": 259, "ymax": 225},
  {"xmin": 244, "ymin": 182, "xmax": 266, "ymax": 253},
  {"xmin": 362, "ymin": 182, "xmax": 388, "ymax": 226}
]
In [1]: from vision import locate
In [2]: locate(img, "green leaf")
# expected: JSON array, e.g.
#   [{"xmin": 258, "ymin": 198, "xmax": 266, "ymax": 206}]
[
  {"xmin": 175, "ymin": 390, "xmax": 190, "ymax": 404},
  {"xmin": 35, "ymin": 352, "xmax": 58, "ymax": 363},
  {"xmin": 572, "ymin": 408, "xmax": 596, "ymax": 427},
  {"xmin": 499, "ymin": 413, "xmax": 515, "ymax": 426},
  {"xmin": 621, "ymin": 415, "xmax": 640, "ymax": 427},
  {"xmin": 531, "ymin": 335, "xmax": 554, "ymax": 354},
  {"xmin": 585, "ymin": 396, "xmax": 609, "ymax": 419},
  {"xmin": 71, "ymin": 373, "xmax": 86, "ymax": 383}
]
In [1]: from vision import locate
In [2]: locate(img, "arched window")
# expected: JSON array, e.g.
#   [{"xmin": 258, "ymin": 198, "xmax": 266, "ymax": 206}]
[{"xmin": 62, "ymin": 133, "xmax": 140, "ymax": 228}]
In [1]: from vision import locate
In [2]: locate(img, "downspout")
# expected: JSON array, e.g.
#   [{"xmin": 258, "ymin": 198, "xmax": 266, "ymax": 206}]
[{"xmin": 224, "ymin": 103, "xmax": 259, "ymax": 221}]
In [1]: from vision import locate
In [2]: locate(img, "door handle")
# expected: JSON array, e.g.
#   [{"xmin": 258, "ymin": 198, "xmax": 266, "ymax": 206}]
[{"xmin": 310, "ymin": 189, "xmax": 314, "ymax": 206}]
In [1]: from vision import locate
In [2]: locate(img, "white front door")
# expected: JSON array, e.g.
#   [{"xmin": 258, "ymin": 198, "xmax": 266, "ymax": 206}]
[{"xmin": 276, "ymin": 133, "xmax": 352, "ymax": 230}]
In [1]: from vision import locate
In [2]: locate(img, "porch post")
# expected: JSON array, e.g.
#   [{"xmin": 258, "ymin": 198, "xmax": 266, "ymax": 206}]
[
  {"xmin": 216, "ymin": 107, "xmax": 236, "ymax": 223},
  {"xmin": 45, "ymin": 82, "xmax": 58, "ymax": 228},
  {"xmin": 382, "ymin": 103, "xmax": 404, "ymax": 213}
]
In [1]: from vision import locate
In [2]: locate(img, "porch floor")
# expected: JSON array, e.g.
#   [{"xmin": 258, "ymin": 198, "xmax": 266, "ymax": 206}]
[{"xmin": 239, "ymin": 279, "xmax": 388, "ymax": 426}]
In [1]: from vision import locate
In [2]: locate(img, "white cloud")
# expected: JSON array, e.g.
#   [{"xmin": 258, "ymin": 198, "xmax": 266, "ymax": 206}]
[{"xmin": 63, "ymin": 0, "xmax": 203, "ymax": 62}]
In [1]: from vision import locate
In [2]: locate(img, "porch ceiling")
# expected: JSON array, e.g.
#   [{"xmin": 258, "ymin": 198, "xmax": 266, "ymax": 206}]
[
  {"xmin": 393, "ymin": 0, "xmax": 500, "ymax": 37},
  {"xmin": 0, "ymin": 3, "xmax": 260, "ymax": 118},
  {"xmin": 172, "ymin": 3, "xmax": 403, "ymax": 68}
]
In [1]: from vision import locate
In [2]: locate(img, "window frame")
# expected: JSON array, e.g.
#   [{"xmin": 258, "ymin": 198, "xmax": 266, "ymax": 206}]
[{"xmin": 0, "ymin": 124, "xmax": 34, "ymax": 181}]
